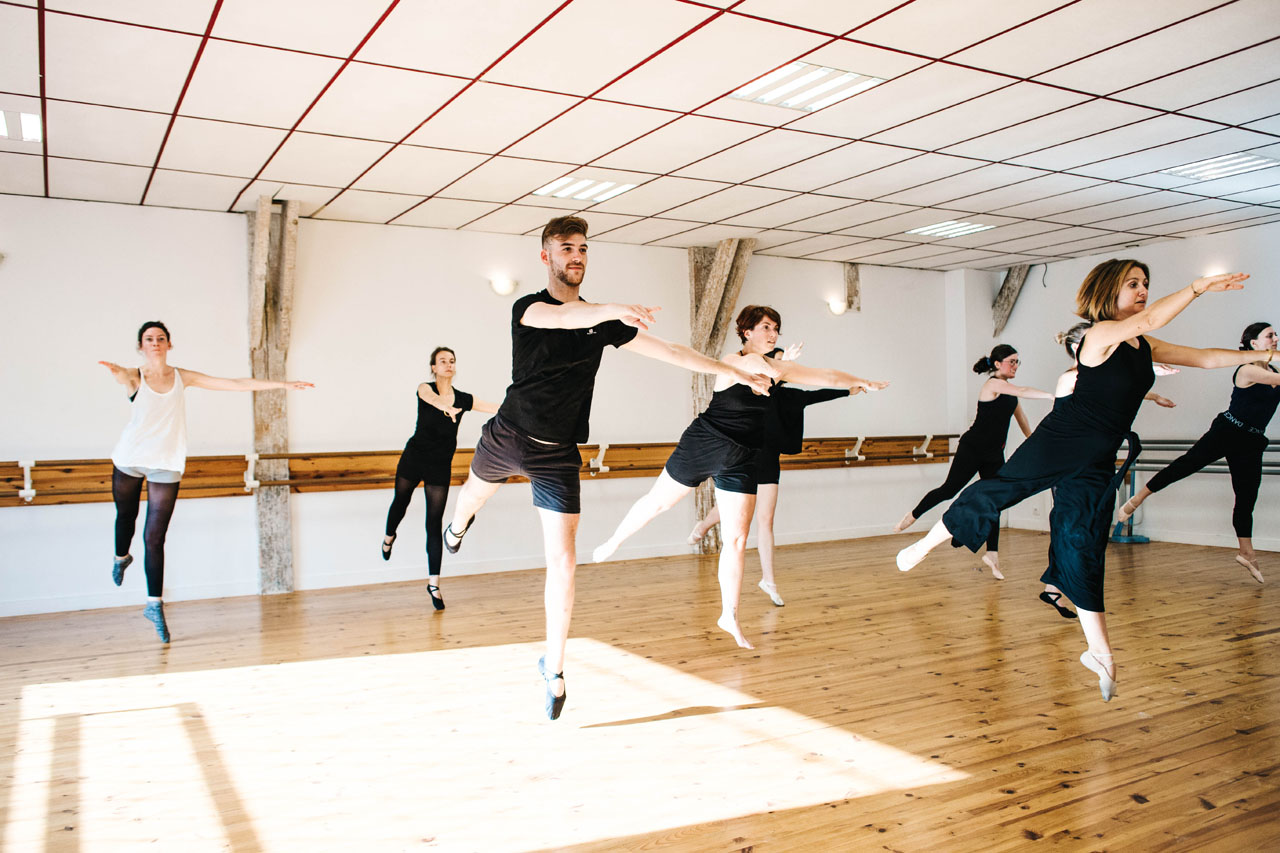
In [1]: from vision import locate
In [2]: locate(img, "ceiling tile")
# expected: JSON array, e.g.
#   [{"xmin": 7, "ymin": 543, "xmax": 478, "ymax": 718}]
[
  {"xmin": 1039, "ymin": 232, "xmax": 1155, "ymax": 254},
  {"xmin": 758, "ymin": 234, "xmax": 863, "ymax": 257},
  {"xmin": 1174, "ymin": 165, "xmax": 1280, "ymax": 198},
  {"xmin": 47, "ymin": 157, "xmax": 149, "ymax": 203},
  {"xmin": 461, "ymin": 203, "xmax": 573, "ymax": 236},
  {"xmin": 1181, "ymin": 80, "xmax": 1280, "ymax": 125},
  {"xmin": 298, "ymin": 65, "xmax": 467, "ymax": 142},
  {"xmin": 838, "ymin": 208, "xmax": 1015, "ymax": 241},
  {"xmin": 661, "ymin": 185, "xmax": 797, "ymax": 221},
  {"xmin": 44, "ymin": 15, "xmax": 200, "ymax": 111},
  {"xmin": 405, "ymin": 83, "xmax": 580, "ymax": 155},
  {"xmin": 587, "ymin": 176, "xmax": 727, "ymax": 216},
  {"xmin": 993, "ymin": 182, "xmax": 1153, "ymax": 218},
  {"xmin": 867, "ymin": 83, "xmax": 1092, "ymax": 151},
  {"xmin": 817, "ymin": 153, "xmax": 980, "ymax": 199},
  {"xmin": 853, "ymin": 0, "xmax": 1069, "ymax": 58},
  {"xmin": 748, "ymin": 230, "xmax": 823, "ymax": 251},
  {"xmin": 1009, "ymin": 114, "xmax": 1218, "ymax": 172},
  {"xmin": 1221, "ymin": 185, "xmax": 1280, "ymax": 205},
  {"xmin": 588, "ymin": 217, "xmax": 702, "ymax": 244},
  {"xmin": 0, "ymin": 152, "xmax": 44, "ymax": 195},
  {"xmin": 817, "ymin": 239, "xmax": 915, "ymax": 262},
  {"xmin": 0, "ymin": 5, "xmax": 40, "ymax": 95},
  {"xmin": 791, "ymin": 201, "xmax": 918, "ymax": 232},
  {"xmin": 879, "ymin": 164, "xmax": 1048, "ymax": 208},
  {"xmin": 947, "ymin": 220, "xmax": 1070, "ymax": 249},
  {"xmin": 593, "ymin": 115, "xmax": 762, "ymax": 174},
  {"xmin": 231, "ymin": 181, "xmax": 337, "ymax": 216},
  {"xmin": 788, "ymin": 63, "xmax": 1011, "ymax": 140},
  {"xmin": 596, "ymin": 11, "xmax": 829, "ymax": 112},
  {"xmin": 674, "ymin": 130, "xmax": 847, "ymax": 183},
  {"xmin": 982, "ymin": 226, "xmax": 1113, "ymax": 253},
  {"xmin": 259, "ymin": 132, "xmax": 394, "ymax": 187},
  {"xmin": 1242, "ymin": 114, "xmax": 1280, "ymax": 135},
  {"xmin": 942, "ymin": 100, "xmax": 1159, "ymax": 161},
  {"xmin": 1172, "ymin": 211, "xmax": 1280, "ymax": 236},
  {"xmin": 565, "ymin": 211, "xmax": 642, "ymax": 234},
  {"xmin": 922, "ymin": 248, "xmax": 1013, "ymax": 268},
  {"xmin": 649, "ymin": 223, "xmax": 765, "ymax": 248},
  {"xmin": 47, "ymin": 1, "xmax": 215, "ymax": 32},
  {"xmin": 1146, "ymin": 205, "xmax": 1270, "ymax": 233},
  {"xmin": 1089, "ymin": 197, "xmax": 1247, "ymax": 231},
  {"xmin": 351, "ymin": 145, "xmax": 490, "ymax": 196},
  {"xmin": 391, "ymin": 198, "xmax": 502, "ymax": 229},
  {"xmin": 1113, "ymin": 42, "xmax": 1280, "ymax": 113},
  {"xmin": 314, "ymin": 189, "xmax": 424, "ymax": 223},
  {"xmin": 748, "ymin": 142, "xmax": 918, "ymax": 193},
  {"xmin": 181, "ymin": 41, "xmax": 343, "ymax": 127},
  {"xmin": 158, "ymin": 117, "xmax": 288, "ymax": 176},
  {"xmin": 213, "ymin": 0, "xmax": 390, "ymax": 56},
  {"xmin": 505, "ymin": 101, "xmax": 677, "ymax": 163},
  {"xmin": 484, "ymin": 0, "xmax": 711, "ymax": 97},
  {"xmin": 439, "ymin": 156, "xmax": 578, "ymax": 202},
  {"xmin": 44, "ymin": 101, "xmax": 169, "ymax": 166},
  {"xmin": 732, "ymin": 0, "xmax": 906, "ymax": 34},
  {"xmin": 967, "ymin": 253, "xmax": 1059, "ymax": 270},
  {"xmin": 853, "ymin": 243, "xmax": 958, "ymax": 265},
  {"xmin": 359, "ymin": 0, "xmax": 566, "ymax": 78},
  {"xmin": 510, "ymin": 167, "xmax": 658, "ymax": 211},
  {"xmin": 1042, "ymin": 191, "xmax": 1189, "ymax": 226},
  {"xmin": 1067, "ymin": 127, "xmax": 1280, "ymax": 181},
  {"xmin": 143, "ymin": 170, "xmax": 247, "ymax": 211},
  {"xmin": 949, "ymin": 0, "xmax": 1225, "ymax": 78},
  {"xmin": 1036, "ymin": 0, "xmax": 1278, "ymax": 94},
  {"xmin": 721, "ymin": 194, "xmax": 855, "ymax": 228},
  {"xmin": 945, "ymin": 173, "xmax": 1103, "ymax": 214}
]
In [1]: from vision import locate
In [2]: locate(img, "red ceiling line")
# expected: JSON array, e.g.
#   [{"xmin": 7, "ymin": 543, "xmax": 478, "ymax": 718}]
[
  {"xmin": 225, "ymin": 0, "xmax": 405, "ymax": 213},
  {"xmin": 138, "ymin": 0, "xmax": 223, "ymax": 206},
  {"xmin": 313, "ymin": 0, "xmax": 582, "ymax": 218},
  {"xmin": 35, "ymin": 0, "xmax": 47, "ymax": 196},
  {"xmin": 402, "ymin": 0, "xmax": 756, "ymax": 231}
]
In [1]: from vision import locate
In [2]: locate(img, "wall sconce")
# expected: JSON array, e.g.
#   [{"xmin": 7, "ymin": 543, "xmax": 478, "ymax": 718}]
[
  {"xmin": 827, "ymin": 296, "xmax": 848, "ymax": 315},
  {"xmin": 489, "ymin": 276, "xmax": 516, "ymax": 296}
]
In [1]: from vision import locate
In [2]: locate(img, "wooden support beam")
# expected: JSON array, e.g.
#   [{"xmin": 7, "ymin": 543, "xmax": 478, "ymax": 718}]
[
  {"xmin": 993, "ymin": 263, "xmax": 1031, "ymax": 336},
  {"xmin": 247, "ymin": 197, "xmax": 297, "ymax": 595},
  {"xmin": 688, "ymin": 237, "xmax": 756, "ymax": 555},
  {"xmin": 842, "ymin": 263, "xmax": 861, "ymax": 313}
]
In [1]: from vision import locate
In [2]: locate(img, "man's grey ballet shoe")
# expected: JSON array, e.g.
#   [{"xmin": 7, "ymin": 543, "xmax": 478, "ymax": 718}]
[{"xmin": 538, "ymin": 656, "xmax": 566, "ymax": 721}]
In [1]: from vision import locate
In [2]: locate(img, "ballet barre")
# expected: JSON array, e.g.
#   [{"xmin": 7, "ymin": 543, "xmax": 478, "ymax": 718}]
[{"xmin": 0, "ymin": 434, "xmax": 959, "ymax": 508}]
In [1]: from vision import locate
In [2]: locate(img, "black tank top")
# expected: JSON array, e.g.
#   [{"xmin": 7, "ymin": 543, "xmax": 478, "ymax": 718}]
[
  {"xmin": 964, "ymin": 393, "xmax": 1017, "ymax": 447},
  {"xmin": 1227, "ymin": 364, "xmax": 1280, "ymax": 430},
  {"xmin": 1067, "ymin": 335, "xmax": 1154, "ymax": 437},
  {"xmin": 409, "ymin": 383, "xmax": 473, "ymax": 450},
  {"xmin": 700, "ymin": 382, "xmax": 772, "ymax": 448}
]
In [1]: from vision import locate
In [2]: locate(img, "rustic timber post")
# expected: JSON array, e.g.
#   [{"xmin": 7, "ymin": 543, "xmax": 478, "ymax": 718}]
[
  {"xmin": 247, "ymin": 196, "xmax": 299, "ymax": 594},
  {"xmin": 841, "ymin": 262, "xmax": 862, "ymax": 313},
  {"xmin": 993, "ymin": 263, "xmax": 1031, "ymax": 336},
  {"xmin": 688, "ymin": 237, "xmax": 756, "ymax": 555}
]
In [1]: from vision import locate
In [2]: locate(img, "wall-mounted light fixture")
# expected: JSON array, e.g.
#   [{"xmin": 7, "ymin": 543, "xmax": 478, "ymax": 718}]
[
  {"xmin": 827, "ymin": 297, "xmax": 848, "ymax": 315},
  {"xmin": 489, "ymin": 276, "xmax": 516, "ymax": 296}
]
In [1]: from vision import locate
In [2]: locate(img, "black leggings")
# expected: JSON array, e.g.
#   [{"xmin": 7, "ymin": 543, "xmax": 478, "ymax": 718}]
[
  {"xmin": 1145, "ymin": 415, "xmax": 1267, "ymax": 538},
  {"xmin": 112, "ymin": 467, "xmax": 180, "ymax": 598},
  {"xmin": 912, "ymin": 437, "xmax": 1004, "ymax": 552},
  {"xmin": 385, "ymin": 478, "xmax": 449, "ymax": 576}
]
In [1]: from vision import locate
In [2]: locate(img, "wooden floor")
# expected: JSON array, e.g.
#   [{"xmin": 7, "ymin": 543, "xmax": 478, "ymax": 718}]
[{"xmin": 1, "ymin": 531, "xmax": 1277, "ymax": 852}]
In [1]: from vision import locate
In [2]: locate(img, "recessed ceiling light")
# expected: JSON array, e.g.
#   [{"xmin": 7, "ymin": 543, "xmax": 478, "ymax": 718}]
[
  {"xmin": 0, "ymin": 111, "xmax": 42, "ymax": 142},
  {"xmin": 1160, "ymin": 152, "xmax": 1279, "ymax": 181},
  {"xmin": 730, "ymin": 62, "xmax": 884, "ymax": 112},
  {"xmin": 531, "ymin": 176, "xmax": 637, "ymax": 203},
  {"xmin": 905, "ymin": 220, "xmax": 996, "ymax": 238}
]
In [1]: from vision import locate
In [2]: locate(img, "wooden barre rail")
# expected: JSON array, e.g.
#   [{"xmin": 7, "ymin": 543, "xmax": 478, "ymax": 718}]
[{"xmin": 0, "ymin": 434, "xmax": 957, "ymax": 508}]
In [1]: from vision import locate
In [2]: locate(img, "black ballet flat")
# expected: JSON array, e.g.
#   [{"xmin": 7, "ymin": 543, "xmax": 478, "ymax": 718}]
[
  {"xmin": 427, "ymin": 583, "xmax": 445, "ymax": 611},
  {"xmin": 538, "ymin": 656, "xmax": 567, "ymax": 721},
  {"xmin": 1039, "ymin": 591, "xmax": 1078, "ymax": 619},
  {"xmin": 443, "ymin": 514, "xmax": 476, "ymax": 554},
  {"xmin": 381, "ymin": 535, "xmax": 395, "ymax": 561}
]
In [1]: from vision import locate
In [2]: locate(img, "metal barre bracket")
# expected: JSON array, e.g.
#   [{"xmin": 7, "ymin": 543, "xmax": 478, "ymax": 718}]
[
  {"xmin": 18, "ymin": 459, "xmax": 35, "ymax": 502},
  {"xmin": 243, "ymin": 452, "xmax": 260, "ymax": 492},
  {"xmin": 588, "ymin": 443, "xmax": 610, "ymax": 476},
  {"xmin": 844, "ymin": 436, "xmax": 866, "ymax": 464},
  {"xmin": 912, "ymin": 434, "xmax": 934, "ymax": 458}
]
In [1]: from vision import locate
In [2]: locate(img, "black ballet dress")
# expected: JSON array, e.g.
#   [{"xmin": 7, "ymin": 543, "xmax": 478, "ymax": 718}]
[
  {"xmin": 395, "ymin": 383, "xmax": 474, "ymax": 486},
  {"xmin": 754, "ymin": 387, "xmax": 851, "ymax": 485},
  {"xmin": 1144, "ymin": 364, "xmax": 1277, "ymax": 537},
  {"xmin": 911, "ymin": 393, "xmax": 1019, "ymax": 551},
  {"xmin": 943, "ymin": 336, "xmax": 1154, "ymax": 612},
  {"xmin": 664, "ymin": 382, "xmax": 773, "ymax": 495}
]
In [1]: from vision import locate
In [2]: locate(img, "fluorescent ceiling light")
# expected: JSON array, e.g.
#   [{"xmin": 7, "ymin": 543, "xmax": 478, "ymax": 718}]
[
  {"xmin": 530, "ymin": 176, "xmax": 638, "ymax": 203},
  {"xmin": 0, "ymin": 111, "xmax": 42, "ymax": 142},
  {"xmin": 730, "ymin": 62, "xmax": 884, "ymax": 112},
  {"xmin": 1160, "ymin": 152, "xmax": 1279, "ymax": 181},
  {"xmin": 905, "ymin": 220, "xmax": 996, "ymax": 238}
]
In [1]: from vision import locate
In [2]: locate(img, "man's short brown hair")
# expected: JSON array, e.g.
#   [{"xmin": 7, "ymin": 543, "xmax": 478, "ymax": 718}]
[{"xmin": 541, "ymin": 215, "xmax": 589, "ymax": 247}]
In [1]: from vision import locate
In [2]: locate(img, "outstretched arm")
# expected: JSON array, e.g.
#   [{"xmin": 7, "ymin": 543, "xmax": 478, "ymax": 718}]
[
  {"xmin": 522, "ymin": 300, "xmax": 657, "ymax": 330},
  {"xmin": 1079, "ymin": 272, "xmax": 1249, "ymax": 361},
  {"xmin": 983, "ymin": 377, "xmax": 1053, "ymax": 400},
  {"xmin": 1146, "ymin": 337, "xmax": 1275, "ymax": 370},
  {"xmin": 98, "ymin": 361, "xmax": 140, "ymax": 395},
  {"xmin": 417, "ymin": 383, "xmax": 462, "ymax": 422},
  {"xmin": 472, "ymin": 399, "xmax": 501, "ymax": 414},
  {"xmin": 620, "ymin": 332, "xmax": 773, "ymax": 394},
  {"xmin": 772, "ymin": 360, "xmax": 888, "ymax": 392},
  {"xmin": 179, "ymin": 369, "xmax": 313, "ymax": 392}
]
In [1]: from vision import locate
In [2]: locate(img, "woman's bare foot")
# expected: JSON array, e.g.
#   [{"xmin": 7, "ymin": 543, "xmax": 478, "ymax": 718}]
[
  {"xmin": 716, "ymin": 613, "xmax": 754, "ymax": 649},
  {"xmin": 592, "ymin": 539, "xmax": 619, "ymax": 563},
  {"xmin": 687, "ymin": 521, "xmax": 711, "ymax": 545},
  {"xmin": 981, "ymin": 553, "xmax": 1005, "ymax": 580},
  {"xmin": 893, "ymin": 512, "xmax": 916, "ymax": 533},
  {"xmin": 1236, "ymin": 553, "xmax": 1265, "ymax": 583}
]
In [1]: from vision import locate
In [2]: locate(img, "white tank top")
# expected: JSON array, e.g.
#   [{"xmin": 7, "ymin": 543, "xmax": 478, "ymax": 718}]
[{"xmin": 111, "ymin": 367, "xmax": 188, "ymax": 474}]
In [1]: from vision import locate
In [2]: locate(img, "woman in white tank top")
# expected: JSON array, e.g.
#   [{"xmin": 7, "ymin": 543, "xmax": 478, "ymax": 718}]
[{"xmin": 100, "ymin": 321, "xmax": 313, "ymax": 643}]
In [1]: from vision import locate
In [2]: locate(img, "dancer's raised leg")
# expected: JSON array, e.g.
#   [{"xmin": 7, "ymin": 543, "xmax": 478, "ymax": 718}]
[
  {"xmin": 896, "ymin": 519, "xmax": 953, "ymax": 571},
  {"xmin": 444, "ymin": 471, "xmax": 501, "ymax": 552},
  {"xmin": 1116, "ymin": 484, "xmax": 1152, "ymax": 523},
  {"xmin": 688, "ymin": 504, "xmax": 720, "ymax": 544},
  {"xmin": 714, "ymin": 488, "xmax": 757, "ymax": 649},
  {"xmin": 593, "ymin": 471, "xmax": 691, "ymax": 563}
]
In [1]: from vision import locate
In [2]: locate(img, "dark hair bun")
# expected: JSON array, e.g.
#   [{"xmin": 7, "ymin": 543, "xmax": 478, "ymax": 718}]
[{"xmin": 972, "ymin": 356, "xmax": 992, "ymax": 374}]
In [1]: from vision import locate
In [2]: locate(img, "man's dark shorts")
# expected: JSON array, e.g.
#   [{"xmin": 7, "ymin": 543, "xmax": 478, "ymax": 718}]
[{"xmin": 470, "ymin": 413, "xmax": 583, "ymax": 514}]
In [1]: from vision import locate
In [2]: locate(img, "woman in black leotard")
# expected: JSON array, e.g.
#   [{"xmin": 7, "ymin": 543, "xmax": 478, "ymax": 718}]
[
  {"xmin": 382, "ymin": 347, "xmax": 498, "ymax": 609},
  {"xmin": 1116, "ymin": 322, "xmax": 1278, "ymax": 583},
  {"xmin": 592, "ymin": 305, "xmax": 887, "ymax": 649},
  {"xmin": 894, "ymin": 344, "xmax": 1052, "ymax": 579},
  {"xmin": 895, "ymin": 260, "xmax": 1267, "ymax": 702}
]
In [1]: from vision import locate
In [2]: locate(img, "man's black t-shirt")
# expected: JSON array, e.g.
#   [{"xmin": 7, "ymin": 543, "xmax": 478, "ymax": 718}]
[{"xmin": 497, "ymin": 289, "xmax": 639, "ymax": 444}]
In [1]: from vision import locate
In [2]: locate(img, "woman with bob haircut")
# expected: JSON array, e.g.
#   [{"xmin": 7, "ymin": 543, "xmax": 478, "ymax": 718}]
[
  {"xmin": 100, "ymin": 321, "xmax": 312, "ymax": 642},
  {"xmin": 592, "ymin": 305, "xmax": 887, "ymax": 649},
  {"xmin": 894, "ymin": 260, "xmax": 1269, "ymax": 702},
  {"xmin": 1115, "ymin": 321, "xmax": 1278, "ymax": 583},
  {"xmin": 381, "ymin": 346, "xmax": 499, "ymax": 610},
  {"xmin": 894, "ymin": 343, "xmax": 1052, "ymax": 580}
]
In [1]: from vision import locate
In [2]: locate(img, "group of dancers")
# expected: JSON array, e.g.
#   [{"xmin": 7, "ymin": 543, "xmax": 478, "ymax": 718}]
[{"xmin": 104, "ymin": 215, "xmax": 1276, "ymax": 717}]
